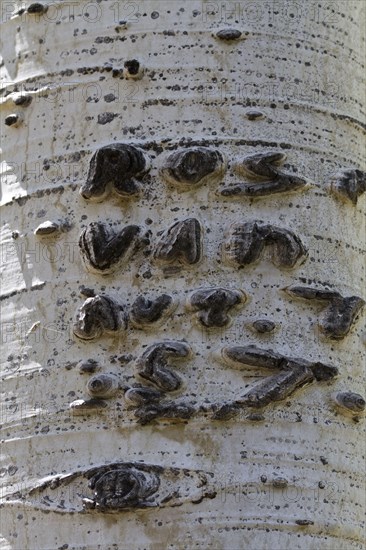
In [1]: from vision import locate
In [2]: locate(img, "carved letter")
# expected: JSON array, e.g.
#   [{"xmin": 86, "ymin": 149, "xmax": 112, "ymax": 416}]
[
  {"xmin": 135, "ymin": 341, "xmax": 192, "ymax": 392},
  {"xmin": 154, "ymin": 218, "xmax": 203, "ymax": 266},
  {"xmin": 79, "ymin": 222, "xmax": 143, "ymax": 274},
  {"xmin": 80, "ymin": 143, "xmax": 150, "ymax": 201},
  {"xmin": 134, "ymin": 400, "xmax": 197, "ymax": 424},
  {"xmin": 285, "ymin": 286, "xmax": 365, "ymax": 339},
  {"xmin": 329, "ymin": 169, "xmax": 366, "ymax": 205},
  {"xmin": 220, "ymin": 152, "xmax": 309, "ymax": 197},
  {"xmin": 212, "ymin": 345, "xmax": 338, "ymax": 418},
  {"xmin": 161, "ymin": 147, "xmax": 225, "ymax": 189},
  {"xmin": 224, "ymin": 221, "xmax": 307, "ymax": 269},
  {"xmin": 124, "ymin": 386, "xmax": 163, "ymax": 405},
  {"xmin": 73, "ymin": 295, "xmax": 127, "ymax": 340},
  {"xmin": 188, "ymin": 287, "xmax": 245, "ymax": 328},
  {"xmin": 130, "ymin": 294, "xmax": 176, "ymax": 328}
]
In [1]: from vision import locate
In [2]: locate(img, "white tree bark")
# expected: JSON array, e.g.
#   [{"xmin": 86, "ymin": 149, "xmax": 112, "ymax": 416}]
[{"xmin": 1, "ymin": 1, "xmax": 365, "ymax": 549}]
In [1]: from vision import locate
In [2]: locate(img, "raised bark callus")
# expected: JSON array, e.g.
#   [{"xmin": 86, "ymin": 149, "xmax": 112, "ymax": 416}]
[
  {"xmin": 215, "ymin": 29, "xmax": 243, "ymax": 41},
  {"xmin": 220, "ymin": 152, "xmax": 309, "ymax": 197},
  {"xmin": 130, "ymin": 294, "xmax": 175, "ymax": 328},
  {"xmin": 86, "ymin": 374, "xmax": 120, "ymax": 398},
  {"xmin": 217, "ymin": 345, "xmax": 338, "ymax": 412},
  {"xmin": 88, "ymin": 465, "xmax": 160, "ymax": 510},
  {"xmin": 135, "ymin": 341, "xmax": 191, "ymax": 392},
  {"xmin": 188, "ymin": 287, "xmax": 245, "ymax": 327},
  {"xmin": 9, "ymin": 463, "xmax": 214, "ymax": 512},
  {"xmin": 80, "ymin": 143, "xmax": 149, "ymax": 201},
  {"xmin": 73, "ymin": 295, "xmax": 127, "ymax": 340},
  {"xmin": 330, "ymin": 169, "xmax": 366, "ymax": 205},
  {"xmin": 1, "ymin": 1, "xmax": 365, "ymax": 548},
  {"xmin": 161, "ymin": 147, "xmax": 225, "ymax": 189},
  {"xmin": 333, "ymin": 391, "xmax": 366, "ymax": 414},
  {"xmin": 79, "ymin": 222, "xmax": 142, "ymax": 274},
  {"xmin": 224, "ymin": 221, "xmax": 307, "ymax": 268},
  {"xmin": 285, "ymin": 286, "xmax": 365, "ymax": 339},
  {"xmin": 124, "ymin": 386, "xmax": 163, "ymax": 405},
  {"xmin": 134, "ymin": 400, "xmax": 197, "ymax": 424},
  {"xmin": 154, "ymin": 218, "xmax": 203, "ymax": 265}
]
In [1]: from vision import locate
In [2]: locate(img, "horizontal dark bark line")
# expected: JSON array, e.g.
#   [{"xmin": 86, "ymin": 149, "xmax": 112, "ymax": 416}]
[{"xmin": 0, "ymin": 282, "xmax": 46, "ymax": 302}]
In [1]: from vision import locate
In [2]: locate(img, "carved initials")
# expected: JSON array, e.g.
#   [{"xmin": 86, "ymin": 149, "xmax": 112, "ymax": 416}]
[
  {"xmin": 135, "ymin": 341, "xmax": 192, "ymax": 392},
  {"xmin": 73, "ymin": 295, "xmax": 127, "ymax": 340},
  {"xmin": 161, "ymin": 147, "xmax": 225, "ymax": 189},
  {"xmin": 224, "ymin": 221, "xmax": 307, "ymax": 268},
  {"xmin": 220, "ymin": 152, "xmax": 308, "ymax": 197},
  {"xmin": 212, "ymin": 345, "xmax": 338, "ymax": 418},
  {"xmin": 330, "ymin": 169, "xmax": 366, "ymax": 205},
  {"xmin": 285, "ymin": 286, "xmax": 365, "ymax": 339},
  {"xmin": 154, "ymin": 218, "xmax": 203, "ymax": 266},
  {"xmin": 79, "ymin": 222, "xmax": 143, "ymax": 274},
  {"xmin": 80, "ymin": 143, "xmax": 149, "ymax": 201},
  {"xmin": 188, "ymin": 287, "xmax": 245, "ymax": 328}
]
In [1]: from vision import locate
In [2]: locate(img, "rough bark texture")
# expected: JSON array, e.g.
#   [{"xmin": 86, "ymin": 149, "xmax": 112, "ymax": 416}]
[{"xmin": 0, "ymin": 1, "xmax": 365, "ymax": 549}]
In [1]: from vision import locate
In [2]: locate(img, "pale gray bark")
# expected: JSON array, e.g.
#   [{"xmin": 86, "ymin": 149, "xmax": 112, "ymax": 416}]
[{"xmin": 0, "ymin": 1, "xmax": 365, "ymax": 549}]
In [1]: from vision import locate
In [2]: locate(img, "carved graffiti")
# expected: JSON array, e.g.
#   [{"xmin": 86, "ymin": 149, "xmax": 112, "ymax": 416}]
[
  {"xmin": 224, "ymin": 221, "xmax": 307, "ymax": 268},
  {"xmin": 285, "ymin": 286, "xmax": 365, "ymax": 339},
  {"xmin": 80, "ymin": 143, "xmax": 150, "ymax": 201},
  {"xmin": 220, "ymin": 152, "xmax": 308, "ymax": 197},
  {"xmin": 330, "ymin": 169, "xmax": 366, "ymax": 205},
  {"xmin": 188, "ymin": 287, "xmax": 245, "ymax": 328},
  {"xmin": 135, "ymin": 341, "xmax": 192, "ymax": 392},
  {"xmin": 212, "ymin": 345, "xmax": 338, "ymax": 418},
  {"xmin": 161, "ymin": 147, "xmax": 225, "ymax": 189},
  {"xmin": 73, "ymin": 294, "xmax": 127, "ymax": 340},
  {"xmin": 79, "ymin": 222, "xmax": 143, "ymax": 274},
  {"xmin": 130, "ymin": 294, "xmax": 176, "ymax": 328},
  {"xmin": 154, "ymin": 218, "xmax": 203, "ymax": 266}
]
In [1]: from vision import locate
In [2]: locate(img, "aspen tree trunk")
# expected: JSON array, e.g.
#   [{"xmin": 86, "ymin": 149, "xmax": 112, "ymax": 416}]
[{"xmin": 0, "ymin": 1, "xmax": 365, "ymax": 549}]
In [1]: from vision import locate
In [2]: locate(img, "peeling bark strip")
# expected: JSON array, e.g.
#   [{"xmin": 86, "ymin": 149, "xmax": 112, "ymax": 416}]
[
  {"xmin": 188, "ymin": 287, "xmax": 245, "ymax": 328},
  {"xmin": 80, "ymin": 143, "xmax": 150, "ymax": 201},
  {"xmin": 135, "ymin": 341, "xmax": 192, "ymax": 392},
  {"xmin": 214, "ymin": 345, "xmax": 338, "ymax": 415},
  {"xmin": 285, "ymin": 286, "xmax": 365, "ymax": 339},
  {"xmin": 73, "ymin": 295, "xmax": 127, "ymax": 340},
  {"xmin": 130, "ymin": 294, "xmax": 176, "ymax": 328},
  {"xmin": 220, "ymin": 152, "xmax": 309, "ymax": 197},
  {"xmin": 9, "ymin": 463, "xmax": 214, "ymax": 512},
  {"xmin": 224, "ymin": 221, "xmax": 307, "ymax": 268},
  {"xmin": 154, "ymin": 218, "xmax": 203, "ymax": 265},
  {"xmin": 160, "ymin": 147, "xmax": 225, "ymax": 189},
  {"xmin": 79, "ymin": 222, "xmax": 143, "ymax": 274},
  {"xmin": 330, "ymin": 169, "xmax": 366, "ymax": 205}
]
